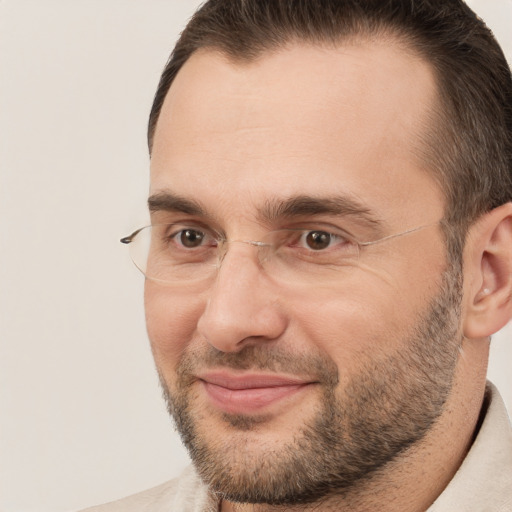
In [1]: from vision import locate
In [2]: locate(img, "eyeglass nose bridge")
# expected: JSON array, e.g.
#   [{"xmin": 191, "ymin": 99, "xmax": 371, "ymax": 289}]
[{"xmin": 216, "ymin": 238, "xmax": 273, "ymax": 267}]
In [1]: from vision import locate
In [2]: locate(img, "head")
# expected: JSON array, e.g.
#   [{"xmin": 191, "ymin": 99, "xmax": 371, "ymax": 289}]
[{"xmin": 141, "ymin": 0, "xmax": 512, "ymax": 507}]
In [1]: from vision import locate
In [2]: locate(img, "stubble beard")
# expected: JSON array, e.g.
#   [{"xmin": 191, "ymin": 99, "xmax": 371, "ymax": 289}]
[{"xmin": 158, "ymin": 265, "xmax": 463, "ymax": 506}]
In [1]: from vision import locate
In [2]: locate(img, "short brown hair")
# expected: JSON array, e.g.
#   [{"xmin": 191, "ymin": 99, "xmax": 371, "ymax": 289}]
[{"xmin": 148, "ymin": 0, "xmax": 512, "ymax": 244}]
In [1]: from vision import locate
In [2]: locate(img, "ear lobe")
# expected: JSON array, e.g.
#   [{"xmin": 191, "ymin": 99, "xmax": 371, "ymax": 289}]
[{"xmin": 463, "ymin": 203, "xmax": 512, "ymax": 339}]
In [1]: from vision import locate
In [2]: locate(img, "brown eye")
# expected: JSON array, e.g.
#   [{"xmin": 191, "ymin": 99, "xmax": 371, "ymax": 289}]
[
  {"xmin": 179, "ymin": 229, "xmax": 205, "ymax": 248},
  {"xmin": 305, "ymin": 231, "xmax": 332, "ymax": 250}
]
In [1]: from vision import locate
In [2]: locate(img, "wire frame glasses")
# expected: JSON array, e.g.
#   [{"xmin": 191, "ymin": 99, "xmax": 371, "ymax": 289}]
[{"xmin": 121, "ymin": 222, "xmax": 436, "ymax": 287}]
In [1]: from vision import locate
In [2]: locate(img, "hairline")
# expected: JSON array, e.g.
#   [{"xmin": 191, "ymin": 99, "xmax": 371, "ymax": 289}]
[
  {"xmin": 148, "ymin": 27, "xmax": 430, "ymax": 152},
  {"xmin": 148, "ymin": 30, "xmax": 453, "ymax": 223}
]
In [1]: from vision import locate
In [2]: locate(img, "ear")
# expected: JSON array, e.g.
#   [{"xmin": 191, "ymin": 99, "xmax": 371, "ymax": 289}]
[{"xmin": 463, "ymin": 202, "xmax": 512, "ymax": 339}]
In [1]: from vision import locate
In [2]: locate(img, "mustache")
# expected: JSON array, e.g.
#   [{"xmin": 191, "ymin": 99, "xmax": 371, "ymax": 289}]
[{"xmin": 175, "ymin": 344, "xmax": 340, "ymax": 387}]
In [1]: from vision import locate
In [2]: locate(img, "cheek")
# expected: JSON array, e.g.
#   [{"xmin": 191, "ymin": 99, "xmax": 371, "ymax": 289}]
[
  {"xmin": 144, "ymin": 282, "xmax": 205, "ymax": 374},
  {"xmin": 288, "ymin": 258, "xmax": 445, "ymax": 372},
  {"xmin": 291, "ymin": 291, "xmax": 397, "ymax": 367}
]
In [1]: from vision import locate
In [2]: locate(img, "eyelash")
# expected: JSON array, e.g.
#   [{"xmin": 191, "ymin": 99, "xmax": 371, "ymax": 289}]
[{"xmin": 166, "ymin": 225, "xmax": 354, "ymax": 251}]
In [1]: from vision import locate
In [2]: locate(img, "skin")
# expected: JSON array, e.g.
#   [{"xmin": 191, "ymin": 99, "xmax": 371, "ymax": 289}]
[{"xmin": 146, "ymin": 40, "xmax": 512, "ymax": 511}]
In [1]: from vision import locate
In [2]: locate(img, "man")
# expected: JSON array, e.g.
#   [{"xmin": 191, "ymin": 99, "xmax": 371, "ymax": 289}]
[{"xmin": 84, "ymin": 0, "xmax": 512, "ymax": 510}]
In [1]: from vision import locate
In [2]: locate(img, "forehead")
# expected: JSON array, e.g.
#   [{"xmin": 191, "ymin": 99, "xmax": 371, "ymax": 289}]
[{"xmin": 150, "ymin": 41, "xmax": 443, "ymax": 227}]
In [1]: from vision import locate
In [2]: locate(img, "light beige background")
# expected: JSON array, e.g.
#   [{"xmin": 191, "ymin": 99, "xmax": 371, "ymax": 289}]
[{"xmin": 0, "ymin": 1, "xmax": 510, "ymax": 511}]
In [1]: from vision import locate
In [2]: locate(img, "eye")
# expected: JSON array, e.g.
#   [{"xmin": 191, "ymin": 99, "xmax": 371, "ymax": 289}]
[
  {"xmin": 177, "ymin": 228, "xmax": 206, "ymax": 248},
  {"xmin": 298, "ymin": 230, "xmax": 346, "ymax": 251},
  {"xmin": 303, "ymin": 231, "xmax": 332, "ymax": 250},
  {"xmin": 160, "ymin": 225, "xmax": 218, "ymax": 252}
]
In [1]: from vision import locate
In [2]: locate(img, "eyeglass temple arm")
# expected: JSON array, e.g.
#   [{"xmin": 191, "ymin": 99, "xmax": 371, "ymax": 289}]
[
  {"xmin": 358, "ymin": 223, "xmax": 436, "ymax": 247},
  {"xmin": 120, "ymin": 227, "xmax": 145, "ymax": 245}
]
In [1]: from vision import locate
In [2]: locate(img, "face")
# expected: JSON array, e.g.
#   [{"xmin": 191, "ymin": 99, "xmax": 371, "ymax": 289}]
[{"xmin": 146, "ymin": 42, "xmax": 462, "ymax": 504}]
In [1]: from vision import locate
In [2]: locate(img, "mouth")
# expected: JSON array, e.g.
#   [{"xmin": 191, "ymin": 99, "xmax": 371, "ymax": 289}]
[{"xmin": 196, "ymin": 371, "xmax": 317, "ymax": 415}]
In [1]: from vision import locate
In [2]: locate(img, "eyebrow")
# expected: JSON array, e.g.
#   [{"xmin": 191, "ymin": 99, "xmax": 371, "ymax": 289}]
[
  {"xmin": 148, "ymin": 191, "xmax": 207, "ymax": 217},
  {"xmin": 260, "ymin": 195, "xmax": 383, "ymax": 228},
  {"xmin": 148, "ymin": 190, "xmax": 383, "ymax": 229}
]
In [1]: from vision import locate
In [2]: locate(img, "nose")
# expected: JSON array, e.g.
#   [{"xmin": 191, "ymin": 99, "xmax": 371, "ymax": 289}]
[{"xmin": 197, "ymin": 244, "xmax": 288, "ymax": 353}]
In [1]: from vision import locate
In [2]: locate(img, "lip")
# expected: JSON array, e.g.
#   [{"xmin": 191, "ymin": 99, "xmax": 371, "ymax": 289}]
[{"xmin": 197, "ymin": 372, "xmax": 316, "ymax": 415}]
